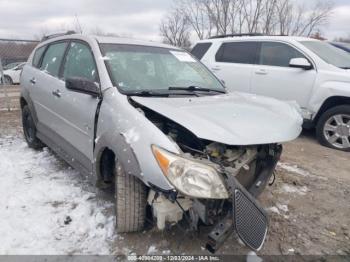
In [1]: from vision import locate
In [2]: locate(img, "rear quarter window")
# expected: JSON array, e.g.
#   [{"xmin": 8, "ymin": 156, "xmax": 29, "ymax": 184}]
[
  {"xmin": 215, "ymin": 42, "xmax": 259, "ymax": 64},
  {"xmin": 32, "ymin": 45, "xmax": 46, "ymax": 68},
  {"xmin": 191, "ymin": 43, "xmax": 212, "ymax": 59}
]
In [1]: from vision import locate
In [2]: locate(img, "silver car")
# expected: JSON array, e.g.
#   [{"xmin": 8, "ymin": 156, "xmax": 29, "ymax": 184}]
[{"xmin": 20, "ymin": 33, "xmax": 302, "ymax": 252}]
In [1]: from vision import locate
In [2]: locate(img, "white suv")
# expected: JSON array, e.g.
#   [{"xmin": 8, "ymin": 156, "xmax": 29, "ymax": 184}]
[{"xmin": 192, "ymin": 35, "xmax": 350, "ymax": 151}]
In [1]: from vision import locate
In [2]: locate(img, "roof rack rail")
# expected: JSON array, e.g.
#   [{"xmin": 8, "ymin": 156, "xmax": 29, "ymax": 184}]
[
  {"xmin": 41, "ymin": 30, "xmax": 77, "ymax": 42},
  {"xmin": 209, "ymin": 33, "xmax": 265, "ymax": 39}
]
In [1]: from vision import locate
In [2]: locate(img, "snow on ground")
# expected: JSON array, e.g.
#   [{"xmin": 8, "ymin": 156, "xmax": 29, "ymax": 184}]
[
  {"xmin": 280, "ymin": 184, "xmax": 308, "ymax": 196},
  {"xmin": 277, "ymin": 162, "xmax": 311, "ymax": 177},
  {"xmin": 277, "ymin": 162, "xmax": 327, "ymax": 181},
  {"xmin": 0, "ymin": 136, "xmax": 115, "ymax": 255}
]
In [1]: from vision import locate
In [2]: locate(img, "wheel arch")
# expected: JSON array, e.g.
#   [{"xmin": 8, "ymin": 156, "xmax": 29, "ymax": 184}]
[
  {"xmin": 93, "ymin": 134, "xmax": 144, "ymax": 187},
  {"xmin": 314, "ymin": 96, "xmax": 350, "ymax": 124}
]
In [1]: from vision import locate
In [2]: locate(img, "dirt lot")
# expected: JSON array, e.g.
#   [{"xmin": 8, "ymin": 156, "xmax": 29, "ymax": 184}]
[{"xmin": 0, "ymin": 106, "xmax": 349, "ymax": 257}]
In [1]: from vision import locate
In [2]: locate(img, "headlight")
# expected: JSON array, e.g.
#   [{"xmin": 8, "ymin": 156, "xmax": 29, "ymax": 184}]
[{"xmin": 152, "ymin": 145, "xmax": 229, "ymax": 199}]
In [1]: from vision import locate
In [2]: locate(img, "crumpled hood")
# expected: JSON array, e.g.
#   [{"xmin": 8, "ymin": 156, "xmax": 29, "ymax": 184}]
[{"xmin": 132, "ymin": 92, "xmax": 303, "ymax": 145}]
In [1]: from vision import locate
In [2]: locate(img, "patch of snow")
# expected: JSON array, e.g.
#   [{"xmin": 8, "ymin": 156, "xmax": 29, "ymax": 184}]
[
  {"xmin": 278, "ymin": 162, "xmax": 327, "ymax": 181},
  {"xmin": 277, "ymin": 162, "xmax": 310, "ymax": 177},
  {"xmin": 280, "ymin": 184, "xmax": 308, "ymax": 195},
  {"xmin": 0, "ymin": 137, "xmax": 115, "ymax": 255},
  {"xmin": 147, "ymin": 245, "xmax": 158, "ymax": 255},
  {"xmin": 100, "ymin": 56, "xmax": 110, "ymax": 61},
  {"xmin": 267, "ymin": 206, "xmax": 280, "ymax": 215},
  {"xmin": 123, "ymin": 128, "xmax": 140, "ymax": 144},
  {"xmin": 276, "ymin": 204, "xmax": 289, "ymax": 213},
  {"xmin": 246, "ymin": 251, "xmax": 262, "ymax": 262}
]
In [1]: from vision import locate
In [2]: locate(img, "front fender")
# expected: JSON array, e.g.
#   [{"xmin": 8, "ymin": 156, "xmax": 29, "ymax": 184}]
[
  {"xmin": 309, "ymin": 81, "xmax": 350, "ymax": 117},
  {"xmin": 92, "ymin": 89, "xmax": 177, "ymax": 191},
  {"xmin": 93, "ymin": 132, "xmax": 143, "ymax": 185}
]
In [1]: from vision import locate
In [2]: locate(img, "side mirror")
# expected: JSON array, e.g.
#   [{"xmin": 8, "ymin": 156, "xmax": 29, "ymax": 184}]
[
  {"xmin": 289, "ymin": 58, "xmax": 312, "ymax": 70},
  {"xmin": 66, "ymin": 77, "xmax": 100, "ymax": 97}
]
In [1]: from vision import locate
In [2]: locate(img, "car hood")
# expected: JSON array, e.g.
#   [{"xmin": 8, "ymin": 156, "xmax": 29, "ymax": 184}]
[{"xmin": 132, "ymin": 92, "xmax": 303, "ymax": 145}]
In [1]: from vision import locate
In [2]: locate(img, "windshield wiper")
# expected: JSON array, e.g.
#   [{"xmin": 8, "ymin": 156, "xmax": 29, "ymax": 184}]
[
  {"xmin": 127, "ymin": 90, "xmax": 169, "ymax": 97},
  {"xmin": 168, "ymin": 85, "xmax": 225, "ymax": 93},
  {"xmin": 341, "ymin": 67, "xmax": 350, "ymax": 69}
]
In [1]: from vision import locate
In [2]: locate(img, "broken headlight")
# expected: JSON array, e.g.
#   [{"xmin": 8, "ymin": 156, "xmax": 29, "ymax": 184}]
[{"xmin": 152, "ymin": 145, "xmax": 229, "ymax": 199}]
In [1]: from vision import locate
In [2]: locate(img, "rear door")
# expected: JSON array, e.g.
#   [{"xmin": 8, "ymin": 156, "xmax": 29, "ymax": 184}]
[
  {"xmin": 251, "ymin": 41, "xmax": 317, "ymax": 107},
  {"xmin": 52, "ymin": 40, "xmax": 100, "ymax": 168},
  {"xmin": 28, "ymin": 41, "xmax": 69, "ymax": 137},
  {"xmin": 208, "ymin": 41, "xmax": 259, "ymax": 93}
]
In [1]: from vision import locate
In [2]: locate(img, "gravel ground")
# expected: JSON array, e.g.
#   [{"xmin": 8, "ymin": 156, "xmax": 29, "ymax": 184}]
[{"xmin": 0, "ymin": 108, "xmax": 349, "ymax": 257}]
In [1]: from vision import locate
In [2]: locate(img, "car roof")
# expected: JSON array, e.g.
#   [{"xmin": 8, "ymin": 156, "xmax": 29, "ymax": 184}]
[
  {"xmin": 38, "ymin": 34, "xmax": 181, "ymax": 50},
  {"xmin": 196, "ymin": 35, "xmax": 319, "ymax": 43}
]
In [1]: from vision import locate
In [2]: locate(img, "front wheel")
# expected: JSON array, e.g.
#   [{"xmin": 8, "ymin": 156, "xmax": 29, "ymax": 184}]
[
  {"xmin": 114, "ymin": 161, "xmax": 147, "ymax": 233},
  {"xmin": 316, "ymin": 105, "xmax": 350, "ymax": 151}
]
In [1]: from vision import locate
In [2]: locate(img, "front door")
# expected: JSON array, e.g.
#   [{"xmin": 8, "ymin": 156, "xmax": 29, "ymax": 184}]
[
  {"xmin": 251, "ymin": 41, "xmax": 317, "ymax": 108},
  {"xmin": 52, "ymin": 41, "xmax": 100, "ymax": 168}
]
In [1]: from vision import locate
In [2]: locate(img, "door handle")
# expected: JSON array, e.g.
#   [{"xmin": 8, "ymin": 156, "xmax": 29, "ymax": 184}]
[
  {"xmin": 255, "ymin": 69, "xmax": 268, "ymax": 75},
  {"xmin": 211, "ymin": 66, "xmax": 221, "ymax": 72},
  {"xmin": 30, "ymin": 78, "xmax": 36, "ymax": 84},
  {"xmin": 52, "ymin": 89, "xmax": 61, "ymax": 98}
]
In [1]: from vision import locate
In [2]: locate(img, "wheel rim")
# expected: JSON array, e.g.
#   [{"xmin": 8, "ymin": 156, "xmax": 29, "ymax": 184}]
[
  {"xmin": 323, "ymin": 114, "xmax": 350, "ymax": 149},
  {"xmin": 23, "ymin": 111, "xmax": 35, "ymax": 143}
]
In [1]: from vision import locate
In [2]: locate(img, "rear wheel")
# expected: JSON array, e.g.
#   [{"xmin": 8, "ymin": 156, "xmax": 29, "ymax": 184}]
[
  {"xmin": 4, "ymin": 75, "xmax": 13, "ymax": 85},
  {"xmin": 316, "ymin": 105, "xmax": 350, "ymax": 151},
  {"xmin": 22, "ymin": 105, "xmax": 44, "ymax": 149},
  {"xmin": 115, "ymin": 161, "xmax": 147, "ymax": 233}
]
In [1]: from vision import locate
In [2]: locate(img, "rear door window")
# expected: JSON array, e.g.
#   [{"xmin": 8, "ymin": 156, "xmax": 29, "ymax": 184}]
[
  {"xmin": 259, "ymin": 42, "xmax": 307, "ymax": 67},
  {"xmin": 191, "ymin": 43, "xmax": 212, "ymax": 59},
  {"xmin": 215, "ymin": 42, "xmax": 259, "ymax": 64},
  {"xmin": 40, "ymin": 42, "xmax": 67, "ymax": 77}
]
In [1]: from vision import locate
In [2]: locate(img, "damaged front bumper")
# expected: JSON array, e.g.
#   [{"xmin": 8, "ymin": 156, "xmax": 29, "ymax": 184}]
[
  {"xmin": 149, "ymin": 144, "xmax": 282, "ymax": 253},
  {"xmin": 207, "ymin": 175, "xmax": 269, "ymax": 253},
  {"xmin": 206, "ymin": 144, "xmax": 281, "ymax": 252}
]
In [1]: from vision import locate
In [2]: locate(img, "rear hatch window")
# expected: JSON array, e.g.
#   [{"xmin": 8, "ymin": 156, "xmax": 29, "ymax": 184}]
[{"xmin": 191, "ymin": 43, "xmax": 212, "ymax": 60}]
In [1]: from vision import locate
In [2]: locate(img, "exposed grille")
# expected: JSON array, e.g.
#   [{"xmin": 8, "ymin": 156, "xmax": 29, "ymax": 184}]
[{"xmin": 234, "ymin": 189, "xmax": 268, "ymax": 250}]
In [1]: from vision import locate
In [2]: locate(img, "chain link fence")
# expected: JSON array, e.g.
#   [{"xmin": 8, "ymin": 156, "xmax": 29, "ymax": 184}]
[{"xmin": 0, "ymin": 38, "xmax": 39, "ymax": 111}]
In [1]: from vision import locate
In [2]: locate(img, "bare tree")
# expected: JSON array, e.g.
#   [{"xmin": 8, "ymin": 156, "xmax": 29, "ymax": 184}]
[
  {"xmin": 160, "ymin": 9, "xmax": 191, "ymax": 48},
  {"xmin": 276, "ymin": 0, "xmax": 334, "ymax": 36},
  {"xmin": 178, "ymin": 0, "xmax": 213, "ymax": 40},
  {"xmin": 160, "ymin": 0, "xmax": 334, "ymax": 44}
]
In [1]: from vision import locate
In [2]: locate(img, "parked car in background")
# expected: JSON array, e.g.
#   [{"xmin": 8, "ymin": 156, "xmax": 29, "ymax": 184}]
[
  {"xmin": 331, "ymin": 42, "xmax": 350, "ymax": 53},
  {"xmin": 20, "ymin": 33, "xmax": 302, "ymax": 252},
  {"xmin": 2, "ymin": 62, "xmax": 26, "ymax": 84},
  {"xmin": 3, "ymin": 61, "xmax": 26, "ymax": 70},
  {"xmin": 192, "ymin": 35, "xmax": 350, "ymax": 151}
]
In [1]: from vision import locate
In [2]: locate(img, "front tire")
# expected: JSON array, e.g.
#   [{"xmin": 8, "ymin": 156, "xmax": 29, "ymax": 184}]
[
  {"xmin": 316, "ymin": 105, "xmax": 350, "ymax": 152},
  {"xmin": 22, "ymin": 105, "xmax": 44, "ymax": 149},
  {"xmin": 115, "ymin": 161, "xmax": 147, "ymax": 233}
]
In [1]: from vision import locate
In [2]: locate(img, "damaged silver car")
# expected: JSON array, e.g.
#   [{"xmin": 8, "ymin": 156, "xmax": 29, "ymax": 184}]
[{"xmin": 20, "ymin": 32, "xmax": 303, "ymax": 252}]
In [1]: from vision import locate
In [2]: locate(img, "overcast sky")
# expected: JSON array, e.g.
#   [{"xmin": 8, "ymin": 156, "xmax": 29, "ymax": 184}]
[{"xmin": 0, "ymin": 0, "xmax": 349, "ymax": 41}]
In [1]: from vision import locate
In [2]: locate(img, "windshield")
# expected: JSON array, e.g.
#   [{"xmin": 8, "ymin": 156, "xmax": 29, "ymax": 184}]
[
  {"xmin": 300, "ymin": 41, "xmax": 350, "ymax": 69},
  {"xmin": 100, "ymin": 44, "xmax": 225, "ymax": 94}
]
